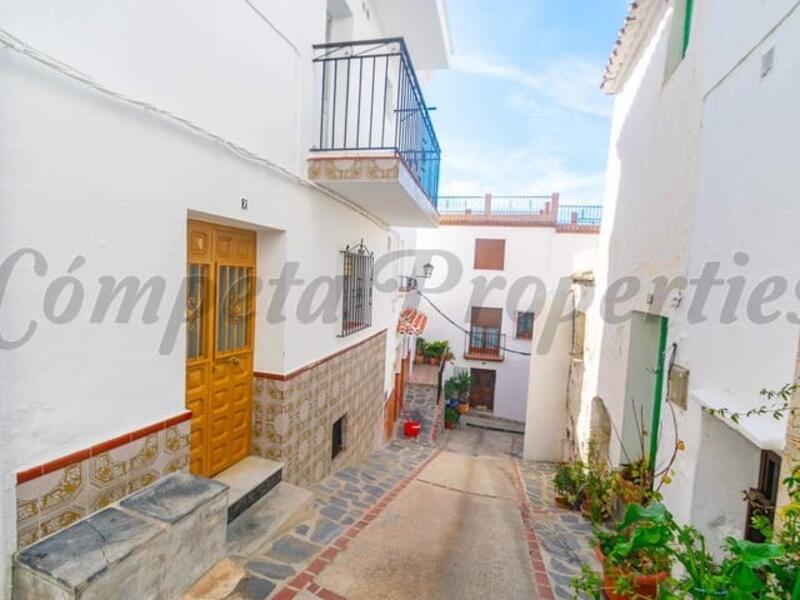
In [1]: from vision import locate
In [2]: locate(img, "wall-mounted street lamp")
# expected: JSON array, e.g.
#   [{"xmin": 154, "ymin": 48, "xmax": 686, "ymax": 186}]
[{"xmin": 400, "ymin": 262, "xmax": 434, "ymax": 291}]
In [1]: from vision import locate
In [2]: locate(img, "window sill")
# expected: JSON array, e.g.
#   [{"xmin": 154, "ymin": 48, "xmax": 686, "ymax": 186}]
[{"xmin": 464, "ymin": 352, "xmax": 504, "ymax": 362}]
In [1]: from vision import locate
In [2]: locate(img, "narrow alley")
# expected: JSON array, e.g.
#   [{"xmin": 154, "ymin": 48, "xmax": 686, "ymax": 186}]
[{"xmin": 185, "ymin": 382, "xmax": 595, "ymax": 600}]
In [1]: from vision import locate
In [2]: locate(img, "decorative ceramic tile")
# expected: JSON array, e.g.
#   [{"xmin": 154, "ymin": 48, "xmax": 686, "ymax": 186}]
[
  {"xmin": 252, "ymin": 332, "xmax": 387, "ymax": 487},
  {"xmin": 15, "ymin": 418, "xmax": 190, "ymax": 549}
]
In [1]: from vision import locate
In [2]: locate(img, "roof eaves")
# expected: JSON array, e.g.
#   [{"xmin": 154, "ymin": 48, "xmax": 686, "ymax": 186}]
[{"xmin": 601, "ymin": 0, "xmax": 665, "ymax": 95}]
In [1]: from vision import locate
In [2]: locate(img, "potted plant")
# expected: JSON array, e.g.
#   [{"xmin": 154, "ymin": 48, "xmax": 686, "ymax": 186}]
[
  {"xmin": 553, "ymin": 460, "xmax": 586, "ymax": 510},
  {"xmin": 444, "ymin": 378, "xmax": 458, "ymax": 403},
  {"xmin": 451, "ymin": 371, "xmax": 471, "ymax": 414},
  {"xmin": 661, "ymin": 466, "xmax": 798, "ymax": 598},
  {"xmin": 444, "ymin": 407, "xmax": 459, "ymax": 429},
  {"xmin": 617, "ymin": 458, "xmax": 656, "ymax": 506},
  {"xmin": 415, "ymin": 337, "xmax": 427, "ymax": 365},
  {"xmin": 425, "ymin": 340, "xmax": 448, "ymax": 365},
  {"xmin": 575, "ymin": 503, "xmax": 673, "ymax": 600},
  {"xmin": 582, "ymin": 441, "xmax": 618, "ymax": 523}
]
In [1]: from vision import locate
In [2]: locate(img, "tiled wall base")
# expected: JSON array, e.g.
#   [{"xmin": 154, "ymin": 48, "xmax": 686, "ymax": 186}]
[
  {"xmin": 252, "ymin": 332, "xmax": 386, "ymax": 487},
  {"xmin": 16, "ymin": 417, "xmax": 190, "ymax": 549}
]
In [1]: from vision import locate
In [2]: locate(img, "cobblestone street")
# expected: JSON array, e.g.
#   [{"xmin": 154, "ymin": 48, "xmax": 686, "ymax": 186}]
[{"xmin": 187, "ymin": 382, "xmax": 597, "ymax": 600}]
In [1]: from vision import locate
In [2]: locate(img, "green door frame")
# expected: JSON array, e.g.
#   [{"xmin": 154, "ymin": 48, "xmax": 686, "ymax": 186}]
[{"xmin": 648, "ymin": 316, "xmax": 669, "ymax": 470}]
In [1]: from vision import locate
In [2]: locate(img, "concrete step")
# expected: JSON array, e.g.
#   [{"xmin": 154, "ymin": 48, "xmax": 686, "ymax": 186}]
[
  {"xmin": 214, "ymin": 456, "xmax": 283, "ymax": 523},
  {"xmin": 225, "ymin": 482, "xmax": 315, "ymax": 557},
  {"xmin": 14, "ymin": 473, "xmax": 229, "ymax": 600},
  {"xmin": 461, "ymin": 413, "xmax": 525, "ymax": 434}
]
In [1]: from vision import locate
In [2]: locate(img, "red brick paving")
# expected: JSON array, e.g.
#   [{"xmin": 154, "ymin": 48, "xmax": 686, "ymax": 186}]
[{"xmin": 511, "ymin": 459, "xmax": 555, "ymax": 600}]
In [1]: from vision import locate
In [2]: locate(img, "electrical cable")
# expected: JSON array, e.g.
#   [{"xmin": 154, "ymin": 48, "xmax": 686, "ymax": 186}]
[
  {"xmin": 240, "ymin": 0, "xmax": 300, "ymax": 57},
  {"xmin": 413, "ymin": 289, "xmax": 532, "ymax": 357},
  {"xmin": 0, "ymin": 26, "xmax": 390, "ymax": 232}
]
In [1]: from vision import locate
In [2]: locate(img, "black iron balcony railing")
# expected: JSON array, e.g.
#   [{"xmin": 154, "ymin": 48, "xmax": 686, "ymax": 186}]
[
  {"xmin": 464, "ymin": 329, "xmax": 505, "ymax": 361},
  {"xmin": 311, "ymin": 38, "xmax": 441, "ymax": 205}
]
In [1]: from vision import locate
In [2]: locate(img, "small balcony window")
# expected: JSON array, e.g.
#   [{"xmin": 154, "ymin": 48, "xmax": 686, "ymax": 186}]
[
  {"xmin": 516, "ymin": 311, "xmax": 534, "ymax": 340},
  {"xmin": 340, "ymin": 241, "xmax": 373, "ymax": 337},
  {"xmin": 465, "ymin": 307, "xmax": 505, "ymax": 361}
]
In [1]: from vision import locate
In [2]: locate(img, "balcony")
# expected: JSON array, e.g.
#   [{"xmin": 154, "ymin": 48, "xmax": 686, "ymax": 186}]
[
  {"xmin": 438, "ymin": 194, "xmax": 602, "ymax": 232},
  {"xmin": 464, "ymin": 329, "xmax": 505, "ymax": 362},
  {"xmin": 308, "ymin": 38, "xmax": 441, "ymax": 227}
]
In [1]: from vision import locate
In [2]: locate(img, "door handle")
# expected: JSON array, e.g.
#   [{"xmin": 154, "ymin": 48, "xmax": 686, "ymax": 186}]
[{"xmin": 228, "ymin": 356, "xmax": 241, "ymax": 366}]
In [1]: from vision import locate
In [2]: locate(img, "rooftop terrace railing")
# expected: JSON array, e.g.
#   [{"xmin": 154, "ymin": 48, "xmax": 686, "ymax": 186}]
[
  {"xmin": 438, "ymin": 194, "xmax": 603, "ymax": 228},
  {"xmin": 311, "ymin": 38, "xmax": 441, "ymax": 205}
]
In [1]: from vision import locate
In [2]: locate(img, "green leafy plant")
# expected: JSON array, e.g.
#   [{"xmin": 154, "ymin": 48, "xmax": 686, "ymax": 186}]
[
  {"xmin": 451, "ymin": 371, "xmax": 471, "ymax": 402},
  {"xmin": 574, "ymin": 503, "xmax": 673, "ymax": 599},
  {"xmin": 554, "ymin": 460, "xmax": 586, "ymax": 509},
  {"xmin": 444, "ymin": 378, "xmax": 458, "ymax": 401},
  {"xmin": 583, "ymin": 439, "xmax": 618, "ymax": 524},
  {"xmin": 424, "ymin": 340, "xmax": 448, "ymax": 360},
  {"xmin": 444, "ymin": 406, "xmax": 459, "ymax": 425},
  {"xmin": 705, "ymin": 384, "xmax": 799, "ymax": 424}
]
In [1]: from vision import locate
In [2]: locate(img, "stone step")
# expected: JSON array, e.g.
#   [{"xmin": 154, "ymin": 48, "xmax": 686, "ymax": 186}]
[
  {"xmin": 225, "ymin": 482, "xmax": 315, "ymax": 557},
  {"xmin": 462, "ymin": 413, "xmax": 525, "ymax": 434},
  {"xmin": 13, "ymin": 473, "xmax": 229, "ymax": 600},
  {"xmin": 213, "ymin": 456, "xmax": 283, "ymax": 523}
]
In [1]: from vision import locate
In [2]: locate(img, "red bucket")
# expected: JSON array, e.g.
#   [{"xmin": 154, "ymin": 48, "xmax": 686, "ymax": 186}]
[{"xmin": 404, "ymin": 420, "xmax": 422, "ymax": 438}]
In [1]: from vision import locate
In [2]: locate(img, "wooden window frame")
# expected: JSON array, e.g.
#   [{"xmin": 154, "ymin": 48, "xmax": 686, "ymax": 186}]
[
  {"xmin": 473, "ymin": 239, "xmax": 506, "ymax": 271},
  {"xmin": 744, "ymin": 450, "xmax": 782, "ymax": 542}
]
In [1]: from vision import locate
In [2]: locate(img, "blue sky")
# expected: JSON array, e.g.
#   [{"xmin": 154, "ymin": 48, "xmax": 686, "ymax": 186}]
[{"xmin": 425, "ymin": 1, "xmax": 629, "ymax": 204}]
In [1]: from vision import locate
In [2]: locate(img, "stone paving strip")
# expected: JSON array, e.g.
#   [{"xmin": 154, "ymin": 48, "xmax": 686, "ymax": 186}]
[{"xmin": 515, "ymin": 460, "xmax": 598, "ymax": 600}]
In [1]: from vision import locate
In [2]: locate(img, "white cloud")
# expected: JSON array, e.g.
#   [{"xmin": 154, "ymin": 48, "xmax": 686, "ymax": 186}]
[
  {"xmin": 451, "ymin": 53, "xmax": 611, "ymax": 118},
  {"xmin": 439, "ymin": 140, "xmax": 606, "ymax": 204}
]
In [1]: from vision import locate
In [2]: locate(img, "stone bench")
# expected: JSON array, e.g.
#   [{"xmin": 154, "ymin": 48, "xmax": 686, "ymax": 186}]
[{"xmin": 14, "ymin": 473, "xmax": 228, "ymax": 599}]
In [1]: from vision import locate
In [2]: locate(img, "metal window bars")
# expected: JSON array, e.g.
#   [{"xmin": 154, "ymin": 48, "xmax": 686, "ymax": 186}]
[{"xmin": 340, "ymin": 240, "xmax": 374, "ymax": 337}]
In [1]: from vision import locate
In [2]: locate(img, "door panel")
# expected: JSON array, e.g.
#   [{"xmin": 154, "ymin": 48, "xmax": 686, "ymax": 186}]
[
  {"xmin": 186, "ymin": 220, "xmax": 255, "ymax": 477},
  {"xmin": 469, "ymin": 368, "xmax": 496, "ymax": 411},
  {"xmin": 185, "ymin": 363, "xmax": 209, "ymax": 475}
]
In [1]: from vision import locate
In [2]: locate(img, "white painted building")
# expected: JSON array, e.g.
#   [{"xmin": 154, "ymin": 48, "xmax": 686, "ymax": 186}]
[
  {"xmin": 416, "ymin": 194, "xmax": 599, "ymax": 423},
  {"xmin": 0, "ymin": 1, "xmax": 450, "ymax": 595},
  {"xmin": 527, "ymin": 0, "xmax": 800, "ymax": 552}
]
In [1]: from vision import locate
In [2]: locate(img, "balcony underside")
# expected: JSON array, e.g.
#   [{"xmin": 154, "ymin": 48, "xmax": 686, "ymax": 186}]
[{"xmin": 308, "ymin": 154, "xmax": 439, "ymax": 227}]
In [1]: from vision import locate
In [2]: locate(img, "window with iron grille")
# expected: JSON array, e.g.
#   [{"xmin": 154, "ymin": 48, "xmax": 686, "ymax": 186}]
[{"xmin": 340, "ymin": 241, "xmax": 374, "ymax": 336}]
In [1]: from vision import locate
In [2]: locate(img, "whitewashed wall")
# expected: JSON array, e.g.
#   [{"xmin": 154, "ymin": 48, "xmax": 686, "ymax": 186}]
[
  {"xmin": 416, "ymin": 225, "xmax": 597, "ymax": 423},
  {"xmin": 578, "ymin": 0, "xmax": 800, "ymax": 534},
  {"xmin": 0, "ymin": 0, "xmax": 445, "ymax": 594}
]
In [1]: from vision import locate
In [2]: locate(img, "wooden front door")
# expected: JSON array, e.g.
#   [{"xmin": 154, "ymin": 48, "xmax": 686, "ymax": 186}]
[
  {"xmin": 469, "ymin": 368, "xmax": 496, "ymax": 411},
  {"xmin": 186, "ymin": 220, "xmax": 256, "ymax": 477}
]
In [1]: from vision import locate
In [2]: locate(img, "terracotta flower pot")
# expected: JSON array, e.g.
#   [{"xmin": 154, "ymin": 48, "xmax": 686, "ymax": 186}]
[
  {"xmin": 595, "ymin": 547, "xmax": 668, "ymax": 600},
  {"xmin": 415, "ymin": 353, "xmax": 425, "ymax": 365},
  {"xmin": 445, "ymin": 420, "xmax": 456, "ymax": 430},
  {"xmin": 555, "ymin": 496, "xmax": 572, "ymax": 510},
  {"xmin": 428, "ymin": 356, "xmax": 438, "ymax": 365},
  {"xmin": 457, "ymin": 403, "xmax": 470, "ymax": 415}
]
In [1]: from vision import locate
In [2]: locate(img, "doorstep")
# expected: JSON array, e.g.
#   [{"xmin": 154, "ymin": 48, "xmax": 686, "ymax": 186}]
[
  {"xmin": 213, "ymin": 456, "xmax": 283, "ymax": 523},
  {"xmin": 462, "ymin": 413, "xmax": 525, "ymax": 434}
]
